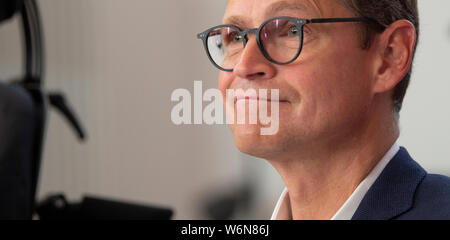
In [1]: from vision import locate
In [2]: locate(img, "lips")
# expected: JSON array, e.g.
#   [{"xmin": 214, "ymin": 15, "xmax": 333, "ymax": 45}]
[{"xmin": 234, "ymin": 96, "xmax": 289, "ymax": 104}]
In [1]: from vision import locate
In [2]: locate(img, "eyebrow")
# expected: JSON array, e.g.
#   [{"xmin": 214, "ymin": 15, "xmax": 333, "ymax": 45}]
[
  {"xmin": 265, "ymin": 1, "xmax": 309, "ymax": 17},
  {"xmin": 223, "ymin": 15, "xmax": 248, "ymax": 28},
  {"xmin": 223, "ymin": 1, "xmax": 310, "ymax": 28}
]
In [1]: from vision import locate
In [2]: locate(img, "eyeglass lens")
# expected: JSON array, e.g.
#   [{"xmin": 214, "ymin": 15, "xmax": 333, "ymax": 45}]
[{"xmin": 206, "ymin": 18, "xmax": 302, "ymax": 71}]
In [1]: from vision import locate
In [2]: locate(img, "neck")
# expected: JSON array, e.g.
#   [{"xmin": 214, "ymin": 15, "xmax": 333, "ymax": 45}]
[{"xmin": 268, "ymin": 108, "xmax": 399, "ymax": 220}]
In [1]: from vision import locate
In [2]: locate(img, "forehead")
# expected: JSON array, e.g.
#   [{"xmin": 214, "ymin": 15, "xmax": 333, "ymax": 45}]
[{"xmin": 224, "ymin": 0, "xmax": 350, "ymax": 26}]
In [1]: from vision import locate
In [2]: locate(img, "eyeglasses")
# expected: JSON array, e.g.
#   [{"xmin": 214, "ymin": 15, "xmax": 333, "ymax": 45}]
[{"xmin": 197, "ymin": 16, "xmax": 370, "ymax": 72}]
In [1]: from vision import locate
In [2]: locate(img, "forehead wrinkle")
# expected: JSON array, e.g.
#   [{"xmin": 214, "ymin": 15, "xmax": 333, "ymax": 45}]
[
  {"xmin": 223, "ymin": 0, "xmax": 326, "ymax": 28},
  {"xmin": 264, "ymin": 0, "xmax": 309, "ymax": 16},
  {"xmin": 222, "ymin": 15, "xmax": 250, "ymax": 28},
  {"xmin": 307, "ymin": 0, "xmax": 324, "ymax": 17},
  {"xmin": 224, "ymin": 0, "xmax": 259, "ymax": 28}
]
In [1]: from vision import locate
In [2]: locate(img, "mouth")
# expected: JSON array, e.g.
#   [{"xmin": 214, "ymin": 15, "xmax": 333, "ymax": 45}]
[{"xmin": 234, "ymin": 96, "xmax": 290, "ymax": 104}]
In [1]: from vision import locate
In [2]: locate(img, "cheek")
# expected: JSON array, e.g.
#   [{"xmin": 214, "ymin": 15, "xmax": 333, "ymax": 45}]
[
  {"xmin": 218, "ymin": 71, "xmax": 233, "ymax": 100},
  {"xmin": 283, "ymin": 49, "xmax": 371, "ymax": 121},
  {"xmin": 312, "ymin": 59, "xmax": 372, "ymax": 125},
  {"xmin": 218, "ymin": 71, "xmax": 233, "ymax": 91}
]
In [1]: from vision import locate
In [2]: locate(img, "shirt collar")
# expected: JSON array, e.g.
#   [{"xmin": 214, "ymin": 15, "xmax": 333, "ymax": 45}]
[{"xmin": 271, "ymin": 141, "xmax": 400, "ymax": 220}]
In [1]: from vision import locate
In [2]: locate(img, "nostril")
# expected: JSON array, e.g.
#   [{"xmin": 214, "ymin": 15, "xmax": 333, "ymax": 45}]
[
  {"xmin": 253, "ymin": 72, "xmax": 265, "ymax": 77},
  {"xmin": 247, "ymin": 72, "xmax": 265, "ymax": 80}
]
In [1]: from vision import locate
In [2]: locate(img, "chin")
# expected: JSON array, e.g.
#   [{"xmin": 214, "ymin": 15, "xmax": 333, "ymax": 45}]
[{"xmin": 231, "ymin": 123, "xmax": 286, "ymax": 159}]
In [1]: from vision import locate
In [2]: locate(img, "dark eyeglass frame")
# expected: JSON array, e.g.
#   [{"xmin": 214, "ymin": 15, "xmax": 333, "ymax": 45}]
[{"xmin": 197, "ymin": 16, "xmax": 372, "ymax": 72}]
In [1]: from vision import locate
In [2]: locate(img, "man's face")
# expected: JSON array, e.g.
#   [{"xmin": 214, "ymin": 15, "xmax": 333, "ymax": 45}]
[{"xmin": 219, "ymin": 0, "xmax": 376, "ymax": 159}]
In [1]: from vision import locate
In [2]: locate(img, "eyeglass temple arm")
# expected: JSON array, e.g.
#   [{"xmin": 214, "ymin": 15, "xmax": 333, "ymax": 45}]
[{"xmin": 196, "ymin": 17, "xmax": 374, "ymax": 38}]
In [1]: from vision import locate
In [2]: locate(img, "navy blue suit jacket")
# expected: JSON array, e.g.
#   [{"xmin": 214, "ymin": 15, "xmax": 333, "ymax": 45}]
[{"xmin": 351, "ymin": 147, "xmax": 450, "ymax": 220}]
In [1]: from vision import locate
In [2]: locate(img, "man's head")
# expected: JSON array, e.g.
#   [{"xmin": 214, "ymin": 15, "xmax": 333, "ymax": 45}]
[{"xmin": 216, "ymin": 0, "xmax": 418, "ymax": 159}]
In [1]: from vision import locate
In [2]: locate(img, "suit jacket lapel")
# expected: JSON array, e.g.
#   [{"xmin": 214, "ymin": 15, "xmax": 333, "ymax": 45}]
[{"xmin": 351, "ymin": 147, "xmax": 427, "ymax": 220}]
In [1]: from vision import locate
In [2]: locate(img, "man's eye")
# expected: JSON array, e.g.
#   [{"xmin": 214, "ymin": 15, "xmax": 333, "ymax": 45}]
[
  {"xmin": 230, "ymin": 33, "xmax": 243, "ymax": 43},
  {"xmin": 287, "ymin": 26, "xmax": 300, "ymax": 37},
  {"xmin": 216, "ymin": 40, "xmax": 223, "ymax": 49},
  {"xmin": 223, "ymin": 31, "xmax": 243, "ymax": 45}
]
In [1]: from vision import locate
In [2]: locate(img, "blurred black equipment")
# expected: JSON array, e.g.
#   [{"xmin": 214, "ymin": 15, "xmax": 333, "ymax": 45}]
[
  {"xmin": 1, "ymin": 0, "xmax": 171, "ymax": 220},
  {"xmin": 0, "ymin": 0, "xmax": 172, "ymax": 220},
  {"xmin": 0, "ymin": 0, "xmax": 23, "ymax": 23},
  {"xmin": 37, "ymin": 194, "xmax": 173, "ymax": 220},
  {"xmin": 0, "ymin": 0, "xmax": 86, "ymax": 219}
]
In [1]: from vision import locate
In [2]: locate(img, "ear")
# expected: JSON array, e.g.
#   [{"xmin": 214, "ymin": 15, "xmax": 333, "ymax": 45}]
[{"xmin": 371, "ymin": 20, "xmax": 417, "ymax": 94}]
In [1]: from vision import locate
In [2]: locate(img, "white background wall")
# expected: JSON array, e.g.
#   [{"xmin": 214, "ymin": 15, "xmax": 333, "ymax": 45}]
[
  {"xmin": 0, "ymin": 0, "xmax": 449, "ymax": 219},
  {"xmin": 399, "ymin": 1, "xmax": 450, "ymax": 173}
]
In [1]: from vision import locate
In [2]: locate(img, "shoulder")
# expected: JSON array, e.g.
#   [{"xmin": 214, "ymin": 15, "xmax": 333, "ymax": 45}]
[
  {"xmin": 416, "ymin": 174, "xmax": 450, "ymax": 203},
  {"xmin": 396, "ymin": 173, "xmax": 450, "ymax": 220}
]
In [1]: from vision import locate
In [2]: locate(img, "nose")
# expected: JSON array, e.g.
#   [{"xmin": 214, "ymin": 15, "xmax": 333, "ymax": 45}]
[{"xmin": 233, "ymin": 35, "xmax": 276, "ymax": 81}]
